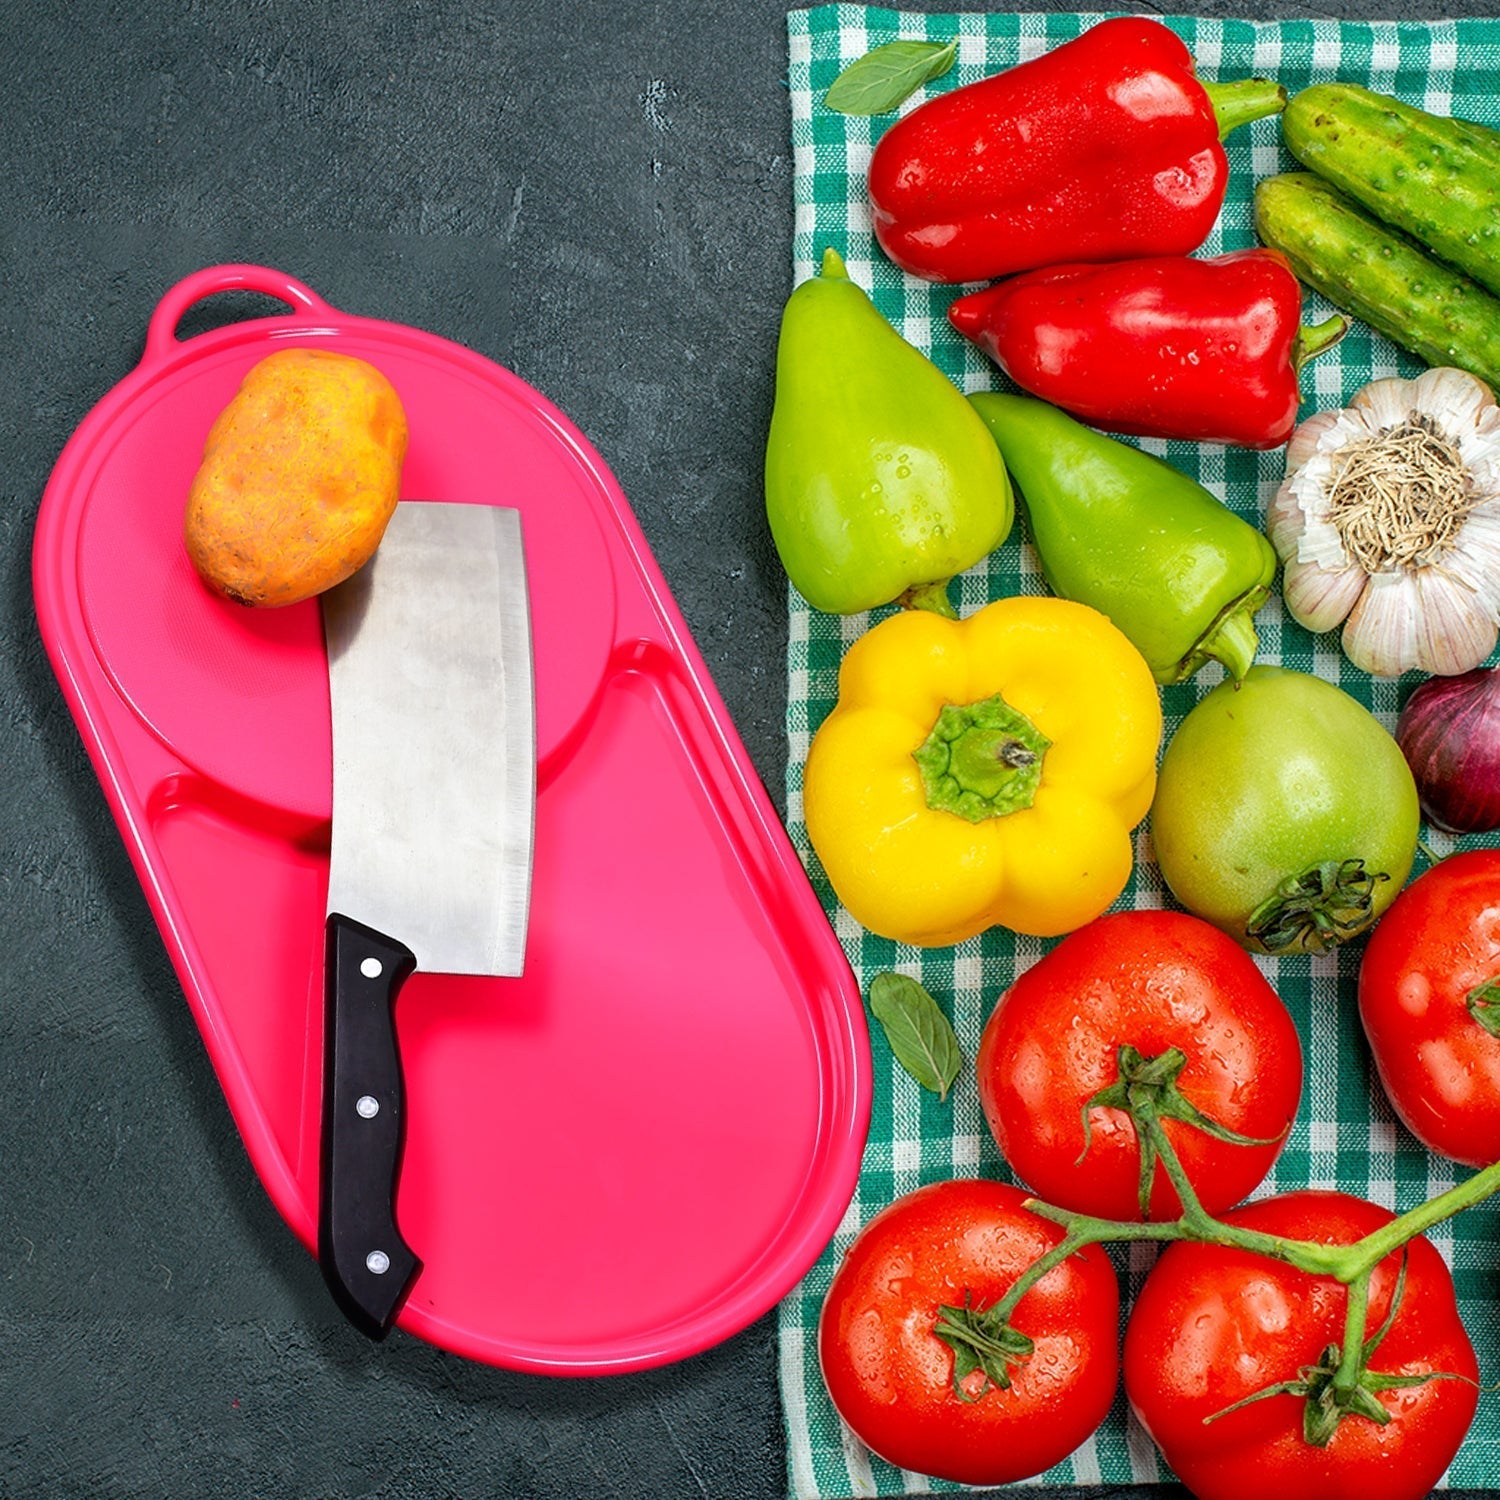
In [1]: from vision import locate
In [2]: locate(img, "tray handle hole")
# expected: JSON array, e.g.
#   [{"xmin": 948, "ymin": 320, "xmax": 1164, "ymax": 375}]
[{"xmin": 172, "ymin": 289, "xmax": 301, "ymax": 343}]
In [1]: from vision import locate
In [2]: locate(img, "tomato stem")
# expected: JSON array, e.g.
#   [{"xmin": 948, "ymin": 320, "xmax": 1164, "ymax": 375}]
[
  {"xmin": 997, "ymin": 1056, "xmax": 1500, "ymax": 1435},
  {"xmin": 1127, "ymin": 1094, "xmax": 1347, "ymax": 1274},
  {"xmin": 1328, "ymin": 1155, "xmax": 1500, "ymax": 1281},
  {"xmin": 1243, "ymin": 857, "xmax": 1389, "ymax": 953},
  {"xmin": 1130, "ymin": 1065, "xmax": 1500, "ymax": 1283},
  {"xmin": 1131, "ymin": 1093, "xmax": 1210, "ymax": 1224},
  {"xmin": 1083, "ymin": 1046, "xmax": 1286, "ymax": 1219},
  {"xmin": 932, "ymin": 1291, "xmax": 1036, "ymax": 1399},
  {"xmin": 1332, "ymin": 1269, "xmax": 1372, "ymax": 1395},
  {"xmin": 988, "ymin": 1214, "xmax": 1174, "ymax": 1328},
  {"xmin": 1467, "ymin": 978, "xmax": 1500, "ymax": 1039}
]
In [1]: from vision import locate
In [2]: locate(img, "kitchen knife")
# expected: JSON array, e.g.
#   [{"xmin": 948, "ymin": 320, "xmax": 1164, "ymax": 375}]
[{"xmin": 318, "ymin": 501, "xmax": 535, "ymax": 1339}]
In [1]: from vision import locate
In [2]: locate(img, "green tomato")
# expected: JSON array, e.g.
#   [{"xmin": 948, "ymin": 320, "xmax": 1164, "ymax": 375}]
[{"xmin": 1151, "ymin": 666, "xmax": 1420, "ymax": 955}]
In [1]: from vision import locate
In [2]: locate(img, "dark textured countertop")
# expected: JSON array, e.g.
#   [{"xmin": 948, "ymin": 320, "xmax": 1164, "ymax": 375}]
[{"xmin": 7, "ymin": 2, "xmax": 1500, "ymax": 1496}]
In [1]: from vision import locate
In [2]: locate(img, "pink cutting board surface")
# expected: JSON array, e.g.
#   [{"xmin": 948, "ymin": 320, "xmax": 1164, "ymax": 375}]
[{"xmin": 32, "ymin": 264, "xmax": 871, "ymax": 1374}]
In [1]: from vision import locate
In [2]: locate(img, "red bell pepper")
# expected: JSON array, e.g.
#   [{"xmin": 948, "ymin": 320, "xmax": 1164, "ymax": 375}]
[
  {"xmin": 867, "ymin": 17, "xmax": 1285, "ymax": 285},
  {"xmin": 947, "ymin": 249, "xmax": 1348, "ymax": 450}
]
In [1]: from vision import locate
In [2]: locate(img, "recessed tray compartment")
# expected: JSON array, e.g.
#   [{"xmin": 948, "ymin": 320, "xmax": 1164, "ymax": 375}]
[{"xmin": 33, "ymin": 264, "xmax": 871, "ymax": 1373}]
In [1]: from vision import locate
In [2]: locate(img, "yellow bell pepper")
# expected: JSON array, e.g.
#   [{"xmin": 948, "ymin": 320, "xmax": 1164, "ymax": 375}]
[{"xmin": 803, "ymin": 596, "xmax": 1161, "ymax": 946}]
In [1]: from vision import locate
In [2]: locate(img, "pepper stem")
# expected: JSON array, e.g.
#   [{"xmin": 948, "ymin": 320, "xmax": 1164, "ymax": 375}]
[
  {"xmin": 900, "ymin": 578, "xmax": 959, "ymax": 619},
  {"xmin": 1293, "ymin": 313, "xmax": 1350, "ymax": 372},
  {"xmin": 819, "ymin": 246, "xmax": 849, "ymax": 281},
  {"xmin": 913, "ymin": 692, "xmax": 1051, "ymax": 822},
  {"xmin": 1202, "ymin": 77, "xmax": 1289, "ymax": 140},
  {"xmin": 1193, "ymin": 601, "xmax": 1261, "ymax": 683}
]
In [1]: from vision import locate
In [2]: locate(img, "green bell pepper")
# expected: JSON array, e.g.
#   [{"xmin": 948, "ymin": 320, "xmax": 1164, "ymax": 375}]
[
  {"xmin": 969, "ymin": 393, "xmax": 1276, "ymax": 684},
  {"xmin": 765, "ymin": 249, "xmax": 1013, "ymax": 617}
]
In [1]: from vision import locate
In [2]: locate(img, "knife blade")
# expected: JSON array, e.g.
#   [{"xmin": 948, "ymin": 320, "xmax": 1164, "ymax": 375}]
[{"xmin": 317, "ymin": 501, "xmax": 535, "ymax": 1339}]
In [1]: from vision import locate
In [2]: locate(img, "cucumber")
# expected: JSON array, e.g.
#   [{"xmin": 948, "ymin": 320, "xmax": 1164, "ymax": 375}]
[
  {"xmin": 1282, "ymin": 82, "xmax": 1500, "ymax": 297},
  {"xmin": 1254, "ymin": 172, "xmax": 1500, "ymax": 387}
]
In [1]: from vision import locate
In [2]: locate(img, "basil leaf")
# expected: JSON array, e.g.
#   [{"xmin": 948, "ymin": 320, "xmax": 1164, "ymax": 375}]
[
  {"xmin": 868, "ymin": 972, "xmax": 963, "ymax": 1101},
  {"xmin": 823, "ymin": 38, "xmax": 958, "ymax": 117}
]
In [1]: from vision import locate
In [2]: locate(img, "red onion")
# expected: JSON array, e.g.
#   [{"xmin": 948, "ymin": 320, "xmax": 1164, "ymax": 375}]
[{"xmin": 1396, "ymin": 667, "xmax": 1500, "ymax": 834}]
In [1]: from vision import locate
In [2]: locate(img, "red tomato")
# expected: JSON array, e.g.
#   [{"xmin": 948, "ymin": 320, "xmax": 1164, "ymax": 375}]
[
  {"xmin": 1359, "ymin": 848, "xmax": 1500, "ymax": 1167},
  {"xmin": 976, "ymin": 909, "xmax": 1302, "ymax": 1219},
  {"xmin": 817, "ymin": 1178, "xmax": 1118, "ymax": 1487},
  {"xmin": 1124, "ymin": 1191, "xmax": 1478, "ymax": 1500}
]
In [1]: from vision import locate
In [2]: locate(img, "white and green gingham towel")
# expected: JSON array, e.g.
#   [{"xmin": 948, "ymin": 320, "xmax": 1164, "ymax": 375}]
[{"xmin": 778, "ymin": 8, "xmax": 1500, "ymax": 1496}]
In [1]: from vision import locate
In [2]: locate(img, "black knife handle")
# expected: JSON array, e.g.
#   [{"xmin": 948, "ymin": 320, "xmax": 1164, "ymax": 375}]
[{"xmin": 318, "ymin": 912, "xmax": 422, "ymax": 1339}]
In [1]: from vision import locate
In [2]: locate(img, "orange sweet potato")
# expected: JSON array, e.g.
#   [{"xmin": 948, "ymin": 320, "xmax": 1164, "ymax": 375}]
[{"xmin": 184, "ymin": 347, "xmax": 408, "ymax": 607}]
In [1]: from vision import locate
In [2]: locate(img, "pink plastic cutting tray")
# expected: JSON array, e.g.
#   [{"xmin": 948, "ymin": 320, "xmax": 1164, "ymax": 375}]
[{"xmin": 32, "ymin": 264, "xmax": 871, "ymax": 1374}]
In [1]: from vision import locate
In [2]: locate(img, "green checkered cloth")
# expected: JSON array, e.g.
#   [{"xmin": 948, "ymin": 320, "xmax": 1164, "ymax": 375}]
[{"xmin": 779, "ymin": 8, "xmax": 1500, "ymax": 1496}]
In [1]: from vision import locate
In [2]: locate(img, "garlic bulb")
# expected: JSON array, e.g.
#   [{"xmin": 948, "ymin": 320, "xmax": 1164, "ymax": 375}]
[{"xmin": 1268, "ymin": 367, "xmax": 1500, "ymax": 676}]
